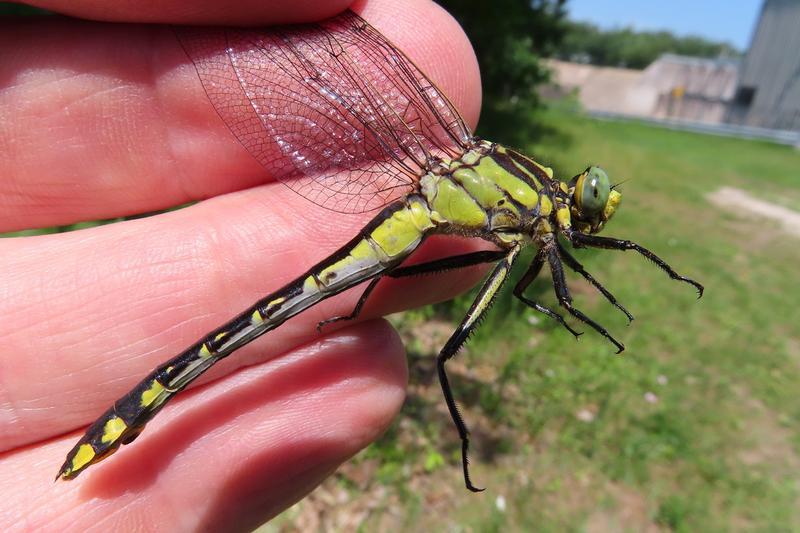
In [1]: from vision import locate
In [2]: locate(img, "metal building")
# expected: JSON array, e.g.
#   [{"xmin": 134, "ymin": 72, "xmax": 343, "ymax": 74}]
[{"xmin": 728, "ymin": 0, "xmax": 800, "ymax": 130}]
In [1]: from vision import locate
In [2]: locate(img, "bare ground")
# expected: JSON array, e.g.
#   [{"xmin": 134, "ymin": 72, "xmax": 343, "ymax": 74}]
[{"xmin": 707, "ymin": 187, "xmax": 800, "ymax": 238}]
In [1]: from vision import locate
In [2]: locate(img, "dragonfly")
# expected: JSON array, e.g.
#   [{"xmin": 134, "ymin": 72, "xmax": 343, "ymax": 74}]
[{"xmin": 57, "ymin": 10, "xmax": 702, "ymax": 492}]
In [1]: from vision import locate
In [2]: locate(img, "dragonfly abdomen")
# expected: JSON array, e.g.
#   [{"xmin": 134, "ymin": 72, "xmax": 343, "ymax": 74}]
[{"xmin": 58, "ymin": 196, "xmax": 438, "ymax": 480}]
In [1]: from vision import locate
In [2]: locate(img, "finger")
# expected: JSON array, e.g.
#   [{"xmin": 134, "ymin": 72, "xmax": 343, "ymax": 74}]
[
  {"xmin": 0, "ymin": 321, "xmax": 407, "ymax": 531},
  {"xmin": 0, "ymin": 181, "xmax": 488, "ymax": 450},
  {"xmin": 24, "ymin": 0, "xmax": 353, "ymax": 25},
  {"xmin": 0, "ymin": 0, "xmax": 481, "ymax": 231}
]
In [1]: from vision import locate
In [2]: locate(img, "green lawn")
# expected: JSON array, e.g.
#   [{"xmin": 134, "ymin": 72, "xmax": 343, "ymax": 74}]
[{"xmin": 274, "ymin": 107, "xmax": 800, "ymax": 531}]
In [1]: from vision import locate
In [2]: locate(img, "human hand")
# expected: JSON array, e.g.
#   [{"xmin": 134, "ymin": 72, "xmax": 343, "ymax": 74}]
[{"xmin": 0, "ymin": 0, "xmax": 480, "ymax": 530}]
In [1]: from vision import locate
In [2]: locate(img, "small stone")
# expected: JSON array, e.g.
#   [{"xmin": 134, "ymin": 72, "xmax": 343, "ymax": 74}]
[{"xmin": 495, "ymin": 495, "xmax": 507, "ymax": 512}]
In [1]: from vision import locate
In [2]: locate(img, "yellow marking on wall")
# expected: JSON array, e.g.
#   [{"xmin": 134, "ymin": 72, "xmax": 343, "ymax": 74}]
[
  {"xmin": 69, "ymin": 444, "xmax": 96, "ymax": 474},
  {"xmin": 101, "ymin": 416, "xmax": 128, "ymax": 444},
  {"xmin": 141, "ymin": 380, "xmax": 166, "ymax": 407}
]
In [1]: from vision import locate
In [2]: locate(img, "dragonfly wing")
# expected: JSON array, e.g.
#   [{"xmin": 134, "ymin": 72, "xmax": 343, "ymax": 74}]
[{"xmin": 175, "ymin": 11, "xmax": 473, "ymax": 214}]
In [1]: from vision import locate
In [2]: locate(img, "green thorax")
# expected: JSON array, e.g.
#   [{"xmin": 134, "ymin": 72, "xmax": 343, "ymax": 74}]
[{"xmin": 419, "ymin": 141, "xmax": 565, "ymax": 236}]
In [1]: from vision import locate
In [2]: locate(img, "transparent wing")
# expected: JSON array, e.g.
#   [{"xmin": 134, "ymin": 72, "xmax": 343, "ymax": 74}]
[{"xmin": 175, "ymin": 10, "xmax": 473, "ymax": 214}]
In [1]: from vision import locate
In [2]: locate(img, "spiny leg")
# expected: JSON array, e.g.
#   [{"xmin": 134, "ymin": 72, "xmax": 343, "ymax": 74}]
[
  {"xmin": 389, "ymin": 250, "xmax": 507, "ymax": 277},
  {"xmin": 317, "ymin": 250, "xmax": 506, "ymax": 330},
  {"xmin": 568, "ymin": 231, "xmax": 704, "ymax": 297},
  {"xmin": 438, "ymin": 244, "xmax": 522, "ymax": 492},
  {"xmin": 512, "ymin": 251, "xmax": 582, "ymax": 338},
  {"xmin": 317, "ymin": 277, "xmax": 382, "ymax": 331},
  {"xmin": 556, "ymin": 241, "xmax": 634, "ymax": 323},
  {"xmin": 545, "ymin": 244, "xmax": 625, "ymax": 353}
]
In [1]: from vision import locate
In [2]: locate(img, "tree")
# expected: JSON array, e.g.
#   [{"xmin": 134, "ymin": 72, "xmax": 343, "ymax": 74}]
[
  {"xmin": 558, "ymin": 21, "xmax": 740, "ymax": 69},
  {"xmin": 437, "ymin": 0, "xmax": 568, "ymax": 140}
]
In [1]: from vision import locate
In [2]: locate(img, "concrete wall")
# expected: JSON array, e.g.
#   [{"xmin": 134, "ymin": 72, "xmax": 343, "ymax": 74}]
[
  {"xmin": 733, "ymin": 0, "xmax": 800, "ymax": 130},
  {"xmin": 548, "ymin": 55, "xmax": 738, "ymax": 124}
]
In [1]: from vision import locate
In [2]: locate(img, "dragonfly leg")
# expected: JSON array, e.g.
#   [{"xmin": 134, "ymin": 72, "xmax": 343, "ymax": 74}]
[
  {"xmin": 567, "ymin": 231, "xmax": 704, "ymax": 298},
  {"xmin": 316, "ymin": 277, "xmax": 382, "ymax": 331},
  {"xmin": 316, "ymin": 250, "xmax": 506, "ymax": 331},
  {"xmin": 388, "ymin": 250, "xmax": 507, "ymax": 277},
  {"xmin": 512, "ymin": 251, "xmax": 582, "ymax": 338},
  {"xmin": 556, "ymin": 241, "xmax": 634, "ymax": 323},
  {"xmin": 437, "ymin": 244, "xmax": 522, "ymax": 492},
  {"xmin": 545, "ymin": 244, "xmax": 625, "ymax": 353}
]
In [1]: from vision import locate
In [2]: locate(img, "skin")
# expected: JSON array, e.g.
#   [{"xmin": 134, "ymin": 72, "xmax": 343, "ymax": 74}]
[{"xmin": 0, "ymin": 0, "xmax": 481, "ymax": 530}]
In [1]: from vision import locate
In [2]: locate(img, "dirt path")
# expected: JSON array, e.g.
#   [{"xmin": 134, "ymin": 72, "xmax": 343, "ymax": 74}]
[{"xmin": 707, "ymin": 186, "xmax": 800, "ymax": 237}]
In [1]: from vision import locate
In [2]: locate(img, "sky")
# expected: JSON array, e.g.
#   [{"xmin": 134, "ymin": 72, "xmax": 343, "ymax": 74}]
[{"xmin": 567, "ymin": 0, "xmax": 763, "ymax": 51}]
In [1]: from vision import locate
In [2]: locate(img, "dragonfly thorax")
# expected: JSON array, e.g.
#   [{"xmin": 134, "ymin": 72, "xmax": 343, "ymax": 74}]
[{"xmin": 419, "ymin": 142, "xmax": 573, "ymax": 242}]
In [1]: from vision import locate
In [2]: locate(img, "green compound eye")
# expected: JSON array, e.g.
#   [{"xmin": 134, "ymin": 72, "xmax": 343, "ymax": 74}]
[{"xmin": 576, "ymin": 166, "xmax": 611, "ymax": 214}]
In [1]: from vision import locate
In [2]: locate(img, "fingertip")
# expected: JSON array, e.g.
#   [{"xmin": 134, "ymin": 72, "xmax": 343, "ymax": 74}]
[
  {"xmin": 24, "ymin": 0, "xmax": 354, "ymax": 25},
  {"xmin": 32, "ymin": 321, "xmax": 407, "ymax": 530}
]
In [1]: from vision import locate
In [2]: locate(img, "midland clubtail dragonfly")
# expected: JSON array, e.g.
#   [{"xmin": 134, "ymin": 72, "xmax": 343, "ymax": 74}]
[{"xmin": 57, "ymin": 10, "xmax": 703, "ymax": 492}]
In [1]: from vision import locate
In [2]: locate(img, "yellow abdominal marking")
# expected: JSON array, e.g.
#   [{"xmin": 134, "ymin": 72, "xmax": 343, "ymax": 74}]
[
  {"xmin": 370, "ymin": 206, "xmax": 432, "ymax": 257},
  {"xmin": 317, "ymin": 246, "xmax": 374, "ymax": 286},
  {"xmin": 141, "ymin": 380, "xmax": 166, "ymax": 407},
  {"xmin": 101, "ymin": 416, "xmax": 128, "ymax": 444},
  {"xmin": 68, "ymin": 444, "xmax": 96, "ymax": 474}
]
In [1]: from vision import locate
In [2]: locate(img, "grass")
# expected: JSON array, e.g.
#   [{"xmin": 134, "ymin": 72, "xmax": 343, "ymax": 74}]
[{"xmin": 273, "ymin": 106, "xmax": 800, "ymax": 531}]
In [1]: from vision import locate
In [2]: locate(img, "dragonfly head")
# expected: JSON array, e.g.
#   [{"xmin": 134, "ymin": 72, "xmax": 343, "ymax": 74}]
[{"xmin": 568, "ymin": 166, "xmax": 621, "ymax": 234}]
